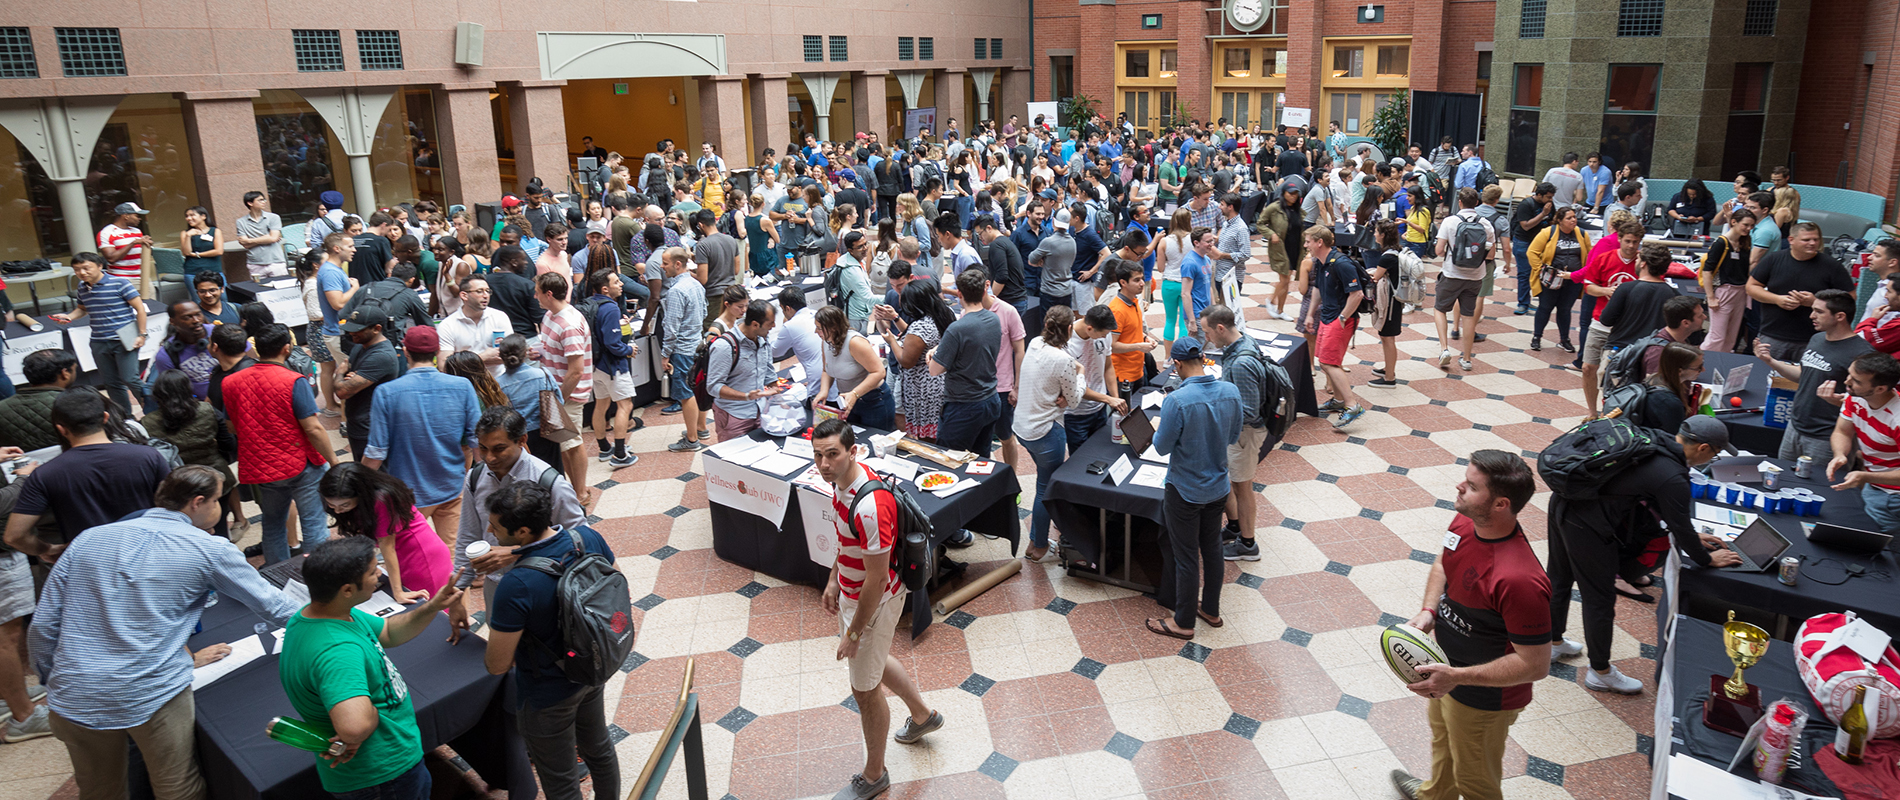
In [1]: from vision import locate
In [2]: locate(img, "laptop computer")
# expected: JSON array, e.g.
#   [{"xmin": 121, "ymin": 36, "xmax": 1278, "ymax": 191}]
[
  {"xmin": 1710, "ymin": 457, "xmax": 1771, "ymax": 484},
  {"xmin": 1806, "ymin": 523, "xmax": 1895, "ymax": 555},
  {"xmin": 1719, "ymin": 518, "xmax": 1794, "ymax": 572},
  {"xmin": 1121, "ymin": 407, "xmax": 1156, "ymax": 456}
]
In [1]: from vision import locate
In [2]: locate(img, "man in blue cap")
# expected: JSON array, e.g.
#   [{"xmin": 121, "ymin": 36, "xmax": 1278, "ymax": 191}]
[
  {"xmin": 1147, "ymin": 338, "xmax": 1242, "ymax": 641},
  {"xmin": 307, "ymin": 190, "xmax": 349, "ymax": 251}
]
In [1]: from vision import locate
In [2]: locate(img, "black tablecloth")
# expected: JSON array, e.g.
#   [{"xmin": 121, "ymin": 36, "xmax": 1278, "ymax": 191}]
[
  {"xmin": 187, "ymin": 588, "xmax": 534, "ymax": 800},
  {"xmin": 1668, "ymin": 617, "xmax": 1841, "ymax": 798},
  {"xmin": 705, "ymin": 427, "xmax": 1023, "ymax": 636},
  {"xmin": 1676, "ymin": 456, "xmax": 1900, "ymax": 635},
  {"xmin": 1698, "ymin": 351, "xmax": 1782, "ymax": 456}
]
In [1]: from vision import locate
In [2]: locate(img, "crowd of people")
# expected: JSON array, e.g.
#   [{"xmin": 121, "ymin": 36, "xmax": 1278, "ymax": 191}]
[{"xmin": 0, "ymin": 106, "xmax": 1885, "ymax": 800}]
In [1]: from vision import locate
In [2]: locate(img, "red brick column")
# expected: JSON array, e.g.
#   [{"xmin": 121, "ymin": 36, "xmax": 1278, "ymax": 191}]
[
  {"xmin": 1077, "ymin": 3, "xmax": 1117, "ymax": 106},
  {"xmin": 433, "ymin": 83, "xmax": 502, "ymax": 208},
  {"xmin": 853, "ymin": 71, "xmax": 891, "ymax": 142},
  {"xmin": 180, "ymin": 91, "xmax": 266, "ymax": 281},
  {"xmin": 751, "ymin": 74, "xmax": 792, "ymax": 163},
  {"xmin": 1410, "ymin": 0, "xmax": 1446, "ymax": 92},
  {"xmin": 506, "ymin": 81, "xmax": 568, "ymax": 194},
  {"xmin": 1175, "ymin": 0, "xmax": 1211, "ymax": 124},
  {"xmin": 697, "ymin": 76, "xmax": 750, "ymax": 170},
  {"xmin": 1285, "ymin": 0, "xmax": 1324, "ymax": 118}
]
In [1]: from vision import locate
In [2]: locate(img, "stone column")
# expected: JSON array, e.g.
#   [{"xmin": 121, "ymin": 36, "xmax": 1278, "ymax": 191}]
[
  {"xmin": 852, "ymin": 71, "xmax": 890, "ymax": 143},
  {"xmin": 970, "ymin": 69, "xmax": 998, "ymax": 124},
  {"xmin": 698, "ymin": 76, "xmax": 750, "ymax": 169},
  {"xmin": 0, "ymin": 96, "xmax": 124, "ymax": 254},
  {"xmin": 798, "ymin": 73, "xmax": 841, "ymax": 142},
  {"xmin": 505, "ymin": 81, "xmax": 569, "ymax": 194},
  {"xmin": 431, "ymin": 83, "xmax": 502, "ymax": 209},
  {"xmin": 750, "ymin": 74, "xmax": 792, "ymax": 162},
  {"xmin": 934, "ymin": 68, "xmax": 967, "ymax": 131},
  {"xmin": 1000, "ymin": 67, "xmax": 1033, "ymax": 124},
  {"xmin": 180, "ymin": 91, "xmax": 266, "ymax": 279},
  {"xmin": 1285, "ymin": 0, "xmax": 1324, "ymax": 116}
]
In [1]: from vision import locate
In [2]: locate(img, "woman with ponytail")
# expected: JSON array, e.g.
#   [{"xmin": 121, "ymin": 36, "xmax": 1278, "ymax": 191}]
[{"xmin": 1013, "ymin": 305, "xmax": 1088, "ymax": 562}]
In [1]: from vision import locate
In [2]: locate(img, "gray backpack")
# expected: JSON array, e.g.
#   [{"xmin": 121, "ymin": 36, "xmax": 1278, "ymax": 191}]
[
  {"xmin": 1449, "ymin": 212, "xmax": 1491, "ymax": 269},
  {"xmin": 515, "ymin": 527, "xmax": 637, "ymax": 686}
]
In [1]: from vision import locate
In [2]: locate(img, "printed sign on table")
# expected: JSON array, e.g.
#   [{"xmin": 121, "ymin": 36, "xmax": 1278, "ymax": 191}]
[
  {"xmin": 704, "ymin": 453, "xmax": 792, "ymax": 527},
  {"xmin": 796, "ymin": 485, "xmax": 842, "ymax": 568},
  {"xmin": 4, "ymin": 330, "xmax": 67, "ymax": 384}
]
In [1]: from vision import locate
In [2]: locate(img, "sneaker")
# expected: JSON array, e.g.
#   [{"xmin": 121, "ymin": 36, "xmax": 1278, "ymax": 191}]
[
  {"xmin": 597, "ymin": 447, "xmax": 614, "ymax": 463},
  {"xmin": 1515, "ymin": 304, "xmax": 1531, "ymax": 315},
  {"xmin": 1317, "ymin": 399, "xmax": 1346, "ymax": 414},
  {"xmin": 243, "ymin": 543, "xmax": 264, "ymax": 558},
  {"xmin": 336, "ymin": 422, "xmax": 349, "ymax": 439},
  {"xmin": 318, "ymin": 407, "xmax": 341, "ymax": 418},
  {"xmin": 668, "ymin": 437, "xmax": 703, "ymax": 453},
  {"xmin": 1529, "ymin": 338, "xmax": 1542, "ymax": 352},
  {"xmin": 1558, "ymin": 340, "xmax": 1577, "ymax": 354},
  {"xmin": 1391, "ymin": 769, "xmax": 1424, "ymax": 800},
  {"xmin": 893, "ymin": 710, "xmax": 944, "ymax": 744},
  {"xmin": 1368, "ymin": 377, "xmax": 1398, "ymax": 388},
  {"xmin": 1459, "ymin": 357, "xmax": 1473, "ymax": 372},
  {"xmin": 1438, "ymin": 349, "xmax": 1454, "ymax": 370},
  {"xmin": 946, "ymin": 529, "xmax": 975, "ymax": 547},
  {"xmin": 832, "ymin": 772, "xmax": 890, "ymax": 800},
  {"xmin": 1332, "ymin": 405, "xmax": 1366, "ymax": 429},
  {"xmin": 1221, "ymin": 521, "xmax": 1242, "ymax": 542},
  {"xmin": 1450, "ymin": 329, "xmax": 1459, "ymax": 341},
  {"xmin": 0, "ymin": 686, "xmax": 47, "ymax": 726},
  {"xmin": 1223, "ymin": 538, "xmax": 1261, "ymax": 561},
  {"xmin": 660, "ymin": 403, "xmax": 683, "ymax": 415},
  {"xmin": 609, "ymin": 453, "xmax": 639, "ymax": 468},
  {"xmin": 1550, "ymin": 637, "xmax": 1584, "ymax": 660},
  {"xmin": 698, "ymin": 429, "xmax": 711, "ymax": 442},
  {"xmin": 1473, "ymin": 332, "xmax": 1488, "ymax": 343},
  {"xmin": 1585, "ymin": 665, "xmax": 1645, "ymax": 695},
  {"xmin": 2, "ymin": 705, "xmax": 51, "ymax": 743}
]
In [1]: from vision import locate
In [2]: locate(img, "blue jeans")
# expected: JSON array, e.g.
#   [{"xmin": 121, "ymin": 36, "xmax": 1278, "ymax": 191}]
[
  {"xmin": 938, "ymin": 395, "xmax": 1001, "ymax": 458},
  {"xmin": 255, "ymin": 462, "xmax": 329, "ymax": 564},
  {"xmin": 89, "ymin": 338, "xmax": 142, "ymax": 415},
  {"xmin": 0, "ymin": 365, "xmax": 14, "ymax": 399},
  {"xmin": 847, "ymin": 385, "xmax": 896, "ymax": 431},
  {"xmin": 331, "ymin": 758, "xmax": 430, "ymax": 800},
  {"xmin": 1023, "ymin": 427, "xmax": 1068, "ymax": 548},
  {"xmin": 1063, "ymin": 408, "xmax": 1107, "ymax": 452},
  {"xmin": 1863, "ymin": 485, "xmax": 1900, "ymax": 536},
  {"xmin": 1512, "ymin": 239, "xmax": 1533, "ymax": 308}
]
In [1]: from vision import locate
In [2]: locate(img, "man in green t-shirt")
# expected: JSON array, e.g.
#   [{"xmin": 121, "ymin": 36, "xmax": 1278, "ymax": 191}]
[
  {"xmin": 279, "ymin": 537, "xmax": 465, "ymax": 798},
  {"xmin": 1158, "ymin": 151, "xmax": 1182, "ymax": 213}
]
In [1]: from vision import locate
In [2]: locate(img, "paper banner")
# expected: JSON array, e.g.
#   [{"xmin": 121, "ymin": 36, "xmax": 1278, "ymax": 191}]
[{"xmin": 704, "ymin": 453, "xmax": 793, "ymax": 527}]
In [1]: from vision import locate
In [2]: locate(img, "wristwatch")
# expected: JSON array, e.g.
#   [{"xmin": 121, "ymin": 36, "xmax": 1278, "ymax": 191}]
[{"xmin": 847, "ymin": 627, "xmax": 863, "ymax": 642}]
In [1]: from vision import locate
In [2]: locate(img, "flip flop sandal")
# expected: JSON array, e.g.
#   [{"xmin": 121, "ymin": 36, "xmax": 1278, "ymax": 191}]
[
  {"xmin": 1146, "ymin": 617, "xmax": 1195, "ymax": 640},
  {"xmin": 1197, "ymin": 610, "xmax": 1224, "ymax": 628}
]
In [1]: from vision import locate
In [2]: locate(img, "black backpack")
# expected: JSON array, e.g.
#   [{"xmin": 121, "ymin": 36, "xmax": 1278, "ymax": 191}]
[
  {"xmin": 845, "ymin": 477, "xmax": 937, "ymax": 594},
  {"xmin": 514, "ymin": 527, "xmax": 637, "ymax": 687},
  {"xmin": 1476, "ymin": 161, "xmax": 1500, "ymax": 190},
  {"xmin": 1449, "ymin": 211, "xmax": 1491, "ymax": 269},
  {"xmin": 575, "ymin": 294, "xmax": 615, "ymax": 366},
  {"xmin": 1536, "ymin": 416, "xmax": 1666, "ymax": 502},
  {"xmin": 1603, "ymin": 335, "xmax": 1670, "ymax": 391}
]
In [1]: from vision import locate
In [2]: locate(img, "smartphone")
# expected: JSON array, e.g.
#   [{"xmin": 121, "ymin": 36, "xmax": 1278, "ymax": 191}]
[{"xmin": 1085, "ymin": 461, "xmax": 1108, "ymax": 475}]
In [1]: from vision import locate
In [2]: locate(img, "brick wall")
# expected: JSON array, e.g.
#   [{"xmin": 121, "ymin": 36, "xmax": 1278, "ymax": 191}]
[{"xmin": 1791, "ymin": 0, "xmax": 1875, "ymax": 191}]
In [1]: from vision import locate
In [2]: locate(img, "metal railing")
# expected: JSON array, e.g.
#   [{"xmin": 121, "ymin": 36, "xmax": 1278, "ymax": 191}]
[{"xmin": 627, "ymin": 657, "xmax": 709, "ymax": 800}]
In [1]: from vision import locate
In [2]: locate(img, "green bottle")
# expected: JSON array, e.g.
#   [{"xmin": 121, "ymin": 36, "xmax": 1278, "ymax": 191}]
[{"xmin": 266, "ymin": 716, "xmax": 347, "ymax": 757}]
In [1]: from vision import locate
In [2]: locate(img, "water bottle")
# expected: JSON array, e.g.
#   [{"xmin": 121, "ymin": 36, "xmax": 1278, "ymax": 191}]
[
  {"xmin": 1110, "ymin": 411, "xmax": 1127, "ymax": 445},
  {"xmin": 266, "ymin": 717, "xmax": 347, "ymax": 757}
]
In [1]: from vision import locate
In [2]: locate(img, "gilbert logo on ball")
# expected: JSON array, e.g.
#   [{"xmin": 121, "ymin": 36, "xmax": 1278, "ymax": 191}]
[{"xmin": 1381, "ymin": 623, "xmax": 1447, "ymax": 684}]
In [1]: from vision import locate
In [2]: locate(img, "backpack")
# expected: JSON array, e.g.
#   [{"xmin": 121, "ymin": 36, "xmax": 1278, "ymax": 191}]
[
  {"xmin": 692, "ymin": 331, "xmax": 742, "ymax": 406},
  {"xmin": 1394, "ymin": 247, "xmax": 1427, "ymax": 305},
  {"xmin": 1535, "ymin": 416, "xmax": 1666, "ymax": 502},
  {"xmin": 1228, "ymin": 345, "xmax": 1296, "ymax": 439},
  {"xmin": 823, "ymin": 263, "xmax": 855, "ymax": 310},
  {"xmin": 844, "ymin": 477, "xmax": 937, "ymax": 594},
  {"xmin": 514, "ymin": 527, "xmax": 637, "ymax": 687},
  {"xmin": 1598, "ymin": 382, "xmax": 1671, "ymax": 428},
  {"xmin": 353, "ymin": 282, "xmax": 423, "ymax": 346},
  {"xmin": 576, "ymin": 294, "xmax": 614, "ymax": 366},
  {"xmin": 1323, "ymin": 252, "xmax": 1377, "ymax": 317},
  {"xmin": 1476, "ymin": 161, "xmax": 1499, "ymax": 190},
  {"xmin": 1420, "ymin": 170, "xmax": 1450, "ymax": 209},
  {"xmin": 1449, "ymin": 211, "xmax": 1491, "ymax": 269},
  {"xmin": 1603, "ymin": 334, "xmax": 1671, "ymax": 391}
]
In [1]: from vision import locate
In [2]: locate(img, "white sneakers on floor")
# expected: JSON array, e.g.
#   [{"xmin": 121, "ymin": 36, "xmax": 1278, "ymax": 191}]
[
  {"xmin": 1551, "ymin": 637, "xmax": 1584, "ymax": 660},
  {"xmin": 1585, "ymin": 665, "xmax": 1645, "ymax": 695}
]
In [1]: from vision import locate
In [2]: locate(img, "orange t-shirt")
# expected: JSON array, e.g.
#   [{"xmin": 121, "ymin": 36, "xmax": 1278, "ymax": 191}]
[{"xmin": 1109, "ymin": 293, "xmax": 1145, "ymax": 382}]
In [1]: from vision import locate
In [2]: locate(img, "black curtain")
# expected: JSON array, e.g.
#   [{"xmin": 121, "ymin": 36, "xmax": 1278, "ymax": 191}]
[{"xmin": 1410, "ymin": 91, "xmax": 1482, "ymax": 151}]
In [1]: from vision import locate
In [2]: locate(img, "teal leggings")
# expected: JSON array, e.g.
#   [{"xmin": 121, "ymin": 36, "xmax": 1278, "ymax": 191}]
[{"xmin": 1162, "ymin": 279, "xmax": 1186, "ymax": 340}]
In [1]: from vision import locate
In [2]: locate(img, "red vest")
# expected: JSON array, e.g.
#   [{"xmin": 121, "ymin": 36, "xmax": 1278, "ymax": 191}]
[{"xmin": 222, "ymin": 363, "xmax": 325, "ymax": 484}]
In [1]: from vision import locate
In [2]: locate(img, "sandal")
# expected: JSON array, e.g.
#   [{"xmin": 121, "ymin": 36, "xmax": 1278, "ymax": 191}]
[
  {"xmin": 1197, "ymin": 610, "xmax": 1224, "ymax": 628},
  {"xmin": 1145, "ymin": 617, "xmax": 1195, "ymax": 640}
]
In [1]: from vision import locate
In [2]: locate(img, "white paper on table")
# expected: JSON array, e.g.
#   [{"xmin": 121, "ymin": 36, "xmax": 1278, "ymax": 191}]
[
  {"xmin": 1830, "ymin": 616, "xmax": 1894, "ymax": 663},
  {"xmin": 929, "ymin": 478, "xmax": 979, "ymax": 498},
  {"xmin": 1693, "ymin": 502, "xmax": 1756, "ymax": 528},
  {"xmin": 791, "ymin": 465, "xmax": 834, "ymax": 497},
  {"xmin": 780, "ymin": 437, "xmax": 815, "ymax": 459},
  {"xmin": 280, "ymin": 579, "xmax": 312, "ymax": 607},
  {"xmin": 1131, "ymin": 465, "xmax": 1168, "ymax": 488},
  {"xmin": 706, "ymin": 437, "xmax": 774, "ymax": 464},
  {"xmin": 1262, "ymin": 347, "xmax": 1291, "ymax": 361},
  {"xmin": 258, "ymin": 287, "xmax": 307, "ymax": 330},
  {"xmin": 3, "ymin": 330, "xmax": 67, "ymax": 383},
  {"xmin": 1141, "ymin": 392, "xmax": 1165, "ymax": 410},
  {"xmin": 1139, "ymin": 445, "xmax": 1172, "ymax": 465},
  {"xmin": 879, "ymin": 458, "xmax": 920, "ymax": 483},
  {"xmin": 788, "ymin": 363, "xmax": 807, "ymax": 383},
  {"xmin": 67, "ymin": 328, "xmax": 96, "ymax": 371},
  {"xmin": 964, "ymin": 460, "xmax": 996, "ymax": 475},
  {"xmin": 190, "ymin": 634, "xmax": 271, "ymax": 690},
  {"xmin": 360, "ymin": 591, "xmax": 406, "ymax": 618},
  {"xmin": 1666, "ymin": 752, "xmax": 1830, "ymax": 799},
  {"xmin": 751, "ymin": 452, "xmax": 810, "ymax": 476},
  {"xmin": 1107, "ymin": 453, "xmax": 1135, "ymax": 485}
]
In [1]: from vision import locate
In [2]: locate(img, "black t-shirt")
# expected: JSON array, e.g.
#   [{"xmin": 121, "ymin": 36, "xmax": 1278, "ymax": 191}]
[
  {"xmin": 1276, "ymin": 149, "xmax": 1307, "ymax": 182},
  {"xmin": 208, "ymin": 357, "xmax": 258, "ymax": 414},
  {"xmin": 1750, "ymin": 251, "xmax": 1854, "ymax": 344},
  {"xmin": 1704, "ymin": 236, "xmax": 1750, "ymax": 286},
  {"xmin": 1511, "ymin": 197, "xmax": 1547, "ymax": 242},
  {"xmin": 1596, "ymin": 280, "xmax": 1681, "ymax": 348},
  {"xmin": 343, "ymin": 338, "xmax": 405, "ymax": 437},
  {"xmin": 486, "ymin": 270, "xmax": 543, "ymax": 337},
  {"xmin": 932, "ymin": 308, "xmax": 1000, "ymax": 403},
  {"xmin": 348, "ymin": 233, "xmax": 393, "ymax": 285},
  {"xmin": 1791, "ymin": 332, "xmax": 1876, "ymax": 437},
  {"xmin": 15, "ymin": 443, "xmax": 171, "ymax": 540},
  {"xmin": 1316, "ymin": 252, "xmax": 1364, "ymax": 324},
  {"xmin": 835, "ymin": 188, "xmax": 872, "ymax": 218}
]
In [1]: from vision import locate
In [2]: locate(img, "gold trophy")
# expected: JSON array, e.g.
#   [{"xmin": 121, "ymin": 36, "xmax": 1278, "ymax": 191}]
[{"xmin": 1704, "ymin": 610, "xmax": 1770, "ymax": 736}]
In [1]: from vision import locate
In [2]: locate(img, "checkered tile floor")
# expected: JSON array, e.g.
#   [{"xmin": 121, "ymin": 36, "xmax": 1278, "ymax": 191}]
[{"xmin": 0, "ymin": 245, "xmax": 1662, "ymax": 800}]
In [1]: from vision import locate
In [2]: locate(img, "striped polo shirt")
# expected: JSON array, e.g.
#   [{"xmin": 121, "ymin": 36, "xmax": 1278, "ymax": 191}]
[
  {"xmin": 75, "ymin": 274, "xmax": 141, "ymax": 342},
  {"xmin": 97, "ymin": 224, "xmax": 144, "ymax": 279},
  {"xmin": 831, "ymin": 464, "xmax": 902, "ymax": 603},
  {"xmin": 1845, "ymin": 394, "xmax": 1900, "ymax": 492}
]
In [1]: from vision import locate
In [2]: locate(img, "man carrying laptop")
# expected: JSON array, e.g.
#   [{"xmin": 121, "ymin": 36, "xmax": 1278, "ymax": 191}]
[{"xmin": 1544, "ymin": 415, "xmax": 1741, "ymax": 694}]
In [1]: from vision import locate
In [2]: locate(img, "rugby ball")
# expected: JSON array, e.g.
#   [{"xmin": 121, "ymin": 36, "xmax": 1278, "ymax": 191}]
[{"xmin": 1381, "ymin": 623, "xmax": 1448, "ymax": 684}]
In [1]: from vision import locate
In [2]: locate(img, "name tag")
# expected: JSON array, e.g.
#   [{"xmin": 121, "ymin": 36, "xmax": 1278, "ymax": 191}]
[{"xmin": 1442, "ymin": 531, "xmax": 1461, "ymax": 552}]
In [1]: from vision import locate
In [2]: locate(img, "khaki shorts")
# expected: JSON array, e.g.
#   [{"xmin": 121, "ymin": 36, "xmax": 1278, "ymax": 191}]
[
  {"xmin": 1227, "ymin": 426, "xmax": 1270, "ymax": 483},
  {"xmin": 592, "ymin": 369, "xmax": 637, "ymax": 402},
  {"xmin": 838, "ymin": 587, "xmax": 909, "ymax": 692},
  {"xmin": 559, "ymin": 400, "xmax": 587, "ymax": 451},
  {"xmin": 1581, "ymin": 323, "xmax": 1611, "ymax": 372},
  {"xmin": 321, "ymin": 333, "xmax": 345, "ymax": 364}
]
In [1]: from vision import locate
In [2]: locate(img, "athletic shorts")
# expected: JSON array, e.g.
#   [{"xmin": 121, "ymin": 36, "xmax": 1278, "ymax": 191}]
[
  {"xmin": 1316, "ymin": 315, "xmax": 1358, "ymax": 367},
  {"xmin": 1433, "ymin": 277, "xmax": 1481, "ymax": 317}
]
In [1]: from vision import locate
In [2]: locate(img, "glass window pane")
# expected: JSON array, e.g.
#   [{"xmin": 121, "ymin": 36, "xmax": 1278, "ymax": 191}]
[
  {"xmin": 1376, "ymin": 46, "xmax": 1409, "ymax": 76},
  {"xmin": 1332, "ymin": 48, "xmax": 1364, "ymax": 78},
  {"xmin": 1265, "ymin": 48, "xmax": 1287, "ymax": 76},
  {"xmin": 1730, "ymin": 63, "xmax": 1769, "ymax": 112},
  {"xmin": 1160, "ymin": 49, "xmax": 1178, "ymax": 76},
  {"xmin": 1126, "ymin": 50, "xmax": 1149, "ymax": 78},
  {"xmin": 1224, "ymin": 47, "xmax": 1252, "ymax": 78},
  {"xmin": 1599, "ymin": 113, "xmax": 1656, "ymax": 171},
  {"xmin": 1330, "ymin": 94, "xmax": 1346, "ymax": 128},
  {"xmin": 1346, "ymin": 94, "xmax": 1362, "ymax": 131},
  {"xmin": 1237, "ymin": 94, "xmax": 1250, "ymax": 127},
  {"xmin": 1515, "ymin": 65, "xmax": 1544, "ymax": 107},
  {"xmin": 1507, "ymin": 110, "xmax": 1541, "ymax": 174},
  {"xmin": 1222, "ymin": 93, "xmax": 1236, "ymax": 125},
  {"xmin": 1606, "ymin": 65, "xmax": 1661, "ymax": 111}
]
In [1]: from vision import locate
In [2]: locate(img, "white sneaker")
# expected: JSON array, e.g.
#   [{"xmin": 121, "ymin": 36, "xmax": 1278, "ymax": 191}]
[
  {"xmin": 2, "ymin": 705, "xmax": 51, "ymax": 743},
  {"xmin": 1551, "ymin": 637, "xmax": 1583, "ymax": 660},
  {"xmin": 1584, "ymin": 665, "xmax": 1644, "ymax": 695},
  {"xmin": 1438, "ymin": 349, "xmax": 1454, "ymax": 370},
  {"xmin": 0, "ymin": 685, "xmax": 46, "ymax": 726}
]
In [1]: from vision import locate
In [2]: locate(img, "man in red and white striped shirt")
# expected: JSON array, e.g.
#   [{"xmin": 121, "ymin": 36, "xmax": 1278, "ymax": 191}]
[
  {"xmin": 97, "ymin": 202, "xmax": 153, "ymax": 281},
  {"xmin": 812, "ymin": 418, "xmax": 941, "ymax": 800},
  {"xmin": 1828, "ymin": 351, "xmax": 1900, "ymax": 534}
]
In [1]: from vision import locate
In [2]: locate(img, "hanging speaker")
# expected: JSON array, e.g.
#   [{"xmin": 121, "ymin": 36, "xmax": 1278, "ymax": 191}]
[{"xmin": 455, "ymin": 22, "xmax": 485, "ymax": 66}]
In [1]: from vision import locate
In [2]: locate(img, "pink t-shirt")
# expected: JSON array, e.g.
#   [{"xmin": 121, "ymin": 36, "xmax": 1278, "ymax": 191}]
[
  {"xmin": 376, "ymin": 504, "xmax": 454, "ymax": 597},
  {"xmin": 990, "ymin": 298, "xmax": 1025, "ymax": 394},
  {"xmin": 537, "ymin": 304, "xmax": 594, "ymax": 397}
]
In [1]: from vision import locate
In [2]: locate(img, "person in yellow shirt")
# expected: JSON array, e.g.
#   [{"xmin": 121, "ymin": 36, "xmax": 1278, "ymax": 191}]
[{"xmin": 695, "ymin": 167, "xmax": 727, "ymax": 216}]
